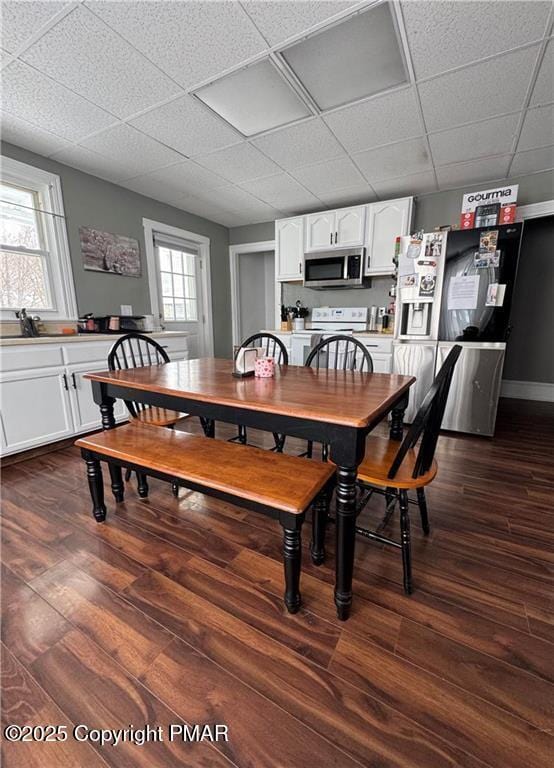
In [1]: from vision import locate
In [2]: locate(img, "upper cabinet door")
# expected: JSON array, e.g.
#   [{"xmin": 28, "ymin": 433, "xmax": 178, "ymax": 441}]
[
  {"xmin": 305, "ymin": 212, "xmax": 335, "ymax": 251},
  {"xmin": 335, "ymin": 206, "xmax": 366, "ymax": 247},
  {"xmin": 365, "ymin": 197, "xmax": 413, "ymax": 275},
  {"xmin": 276, "ymin": 217, "xmax": 304, "ymax": 281}
]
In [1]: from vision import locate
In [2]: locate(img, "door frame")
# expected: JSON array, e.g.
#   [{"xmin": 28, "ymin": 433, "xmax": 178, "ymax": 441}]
[
  {"xmin": 229, "ymin": 239, "xmax": 276, "ymax": 348},
  {"xmin": 143, "ymin": 218, "xmax": 214, "ymax": 356}
]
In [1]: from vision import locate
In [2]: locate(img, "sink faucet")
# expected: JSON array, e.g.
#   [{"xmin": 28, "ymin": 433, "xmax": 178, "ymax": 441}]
[{"xmin": 15, "ymin": 309, "xmax": 40, "ymax": 337}]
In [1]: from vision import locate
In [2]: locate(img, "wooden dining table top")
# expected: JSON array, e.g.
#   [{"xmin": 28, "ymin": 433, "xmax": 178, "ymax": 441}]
[{"xmin": 85, "ymin": 357, "xmax": 415, "ymax": 429}]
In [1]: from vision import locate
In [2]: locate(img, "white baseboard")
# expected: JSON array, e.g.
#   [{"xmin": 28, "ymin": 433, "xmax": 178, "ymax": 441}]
[{"xmin": 501, "ymin": 379, "xmax": 554, "ymax": 402}]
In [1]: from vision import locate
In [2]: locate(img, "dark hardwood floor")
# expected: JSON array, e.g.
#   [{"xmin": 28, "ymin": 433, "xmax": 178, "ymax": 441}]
[{"xmin": 1, "ymin": 398, "xmax": 553, "ymax": 767}]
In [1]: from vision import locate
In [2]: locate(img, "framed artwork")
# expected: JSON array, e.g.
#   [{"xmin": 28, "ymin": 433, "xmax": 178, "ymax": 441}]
[{"xmin": 80, "ymin": 226, "xmax": 141, "ymax": 277}]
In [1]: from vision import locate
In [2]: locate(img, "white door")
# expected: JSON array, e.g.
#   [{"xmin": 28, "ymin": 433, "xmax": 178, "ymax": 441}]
[
  {"xmin": 366, "ymin": 198, "xmax": 413, "ymax": 275},
  {"xmin": 0, "ymin": 367, "xmax": 74, "ymax": 455},
  {"xmin": 335, "ymin": 206, "xmax": 366, "ymax": 247},
  {"xmin": 155, "ymin": 240, "xmax": 204, "ymax": 358},
  {"xmin": 67, "ymin": 363, "xmax": 127, "ymax": 433},
  {"xmin": 276, "ymin": 218, "xmax": 303, "ymax": 280},
  {"xmin": 306, "ymin": 212, "xmax": 335, "ymax": 251}
]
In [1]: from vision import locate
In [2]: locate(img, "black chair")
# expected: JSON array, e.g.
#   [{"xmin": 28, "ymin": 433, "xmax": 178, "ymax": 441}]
[
  {"xmin": 304, "ymin": 335, "xmax": 374, "ymax": 461},
  {"xmin": 108, "ymin": 333, "xmax": 188, "ymax": 497},
  {"xmin": 311, "ymin": 344, "xmax": 462, "ymax": 594},
  {"xmin": 229, "ymin": 333, "xmax": 289, "ymax": 451}
]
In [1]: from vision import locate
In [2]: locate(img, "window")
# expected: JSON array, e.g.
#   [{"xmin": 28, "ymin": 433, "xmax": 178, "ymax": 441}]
[
  {"xmin": 154, "ymin": 234, "xmax": 199, "ymax": 323},
  {"xmin": 0, "ymin": 156, "xmax": 77, "ymax": 321}
]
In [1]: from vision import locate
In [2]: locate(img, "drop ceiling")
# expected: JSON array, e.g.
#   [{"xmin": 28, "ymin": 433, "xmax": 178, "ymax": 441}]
[{"xmin": 0, "ymin": 0, "xmax": 552, "ymax": 228}]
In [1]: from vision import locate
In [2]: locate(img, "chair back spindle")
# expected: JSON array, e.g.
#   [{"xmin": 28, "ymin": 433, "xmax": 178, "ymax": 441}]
[
  {"xmin": 235, "ymin": 333, "xmax": 289, "ymax": 365},
  {"xmin": 107, "ymin": 333, "xmax": 170, "ymax": 418},
  {"xmin": 305, "ymin": 335, "xmax": 373, "ymax": 373}
]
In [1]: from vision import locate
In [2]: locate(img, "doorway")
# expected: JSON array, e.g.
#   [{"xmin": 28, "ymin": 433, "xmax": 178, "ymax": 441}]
[
  {"xmin": 143, "ymin": 218, "xmax": 214, "ymax": 359},
  {"xmin": 229, "ymin": 240, "xmax": 277, "ymax": 348}
]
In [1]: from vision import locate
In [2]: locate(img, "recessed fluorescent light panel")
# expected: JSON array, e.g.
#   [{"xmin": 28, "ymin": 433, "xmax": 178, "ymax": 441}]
[
  {"xmin": 281, "ymin": 2, "xmax": 408, "ymax": 111},
  {"xmin": 194, "ymin": 59, "xmax": 311, "ymax": 137}
]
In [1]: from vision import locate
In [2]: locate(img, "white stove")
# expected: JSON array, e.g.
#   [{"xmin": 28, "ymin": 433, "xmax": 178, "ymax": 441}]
[{"xmin": 290, "ymin": 307, "xmax": 369, "ymax": 365}]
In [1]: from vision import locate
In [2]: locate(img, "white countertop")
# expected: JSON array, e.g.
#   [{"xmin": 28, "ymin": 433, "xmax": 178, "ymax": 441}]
[
  {"xmin": 0, "ymin": 331, "xmax": 189, "ymax": 347},
  {"xmin": 261, "ymin": 329, "xmax": 392, "ymax": 338}
]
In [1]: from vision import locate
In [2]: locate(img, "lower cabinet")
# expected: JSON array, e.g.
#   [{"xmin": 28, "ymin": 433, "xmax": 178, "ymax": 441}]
[{"xmin": 0, "ymin": 335, "xmax": 188, "ymax": 456}]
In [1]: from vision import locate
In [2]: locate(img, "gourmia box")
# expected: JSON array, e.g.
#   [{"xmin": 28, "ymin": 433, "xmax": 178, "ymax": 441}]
[{"xmin": 460, "ymin": 185, "xmax": 518, "ymax": 229}]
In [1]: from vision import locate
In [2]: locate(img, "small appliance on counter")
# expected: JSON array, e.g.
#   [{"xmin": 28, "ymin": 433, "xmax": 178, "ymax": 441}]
[{"xmin": 77, "ymin": 314, "xmax": 146, "ymax": 334}]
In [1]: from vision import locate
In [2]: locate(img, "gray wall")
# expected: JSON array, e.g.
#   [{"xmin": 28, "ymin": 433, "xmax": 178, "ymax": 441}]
[
  {"xmin": 1, "ymin": 141, "xmax": 232, "ymax": 357},
  {"xmin": 229, "ymin": 221, "xmax": 274, "ymax": 245},
  {"xmin": 503, "ymin": 215, "xmax": 554, "ymax": 383}
]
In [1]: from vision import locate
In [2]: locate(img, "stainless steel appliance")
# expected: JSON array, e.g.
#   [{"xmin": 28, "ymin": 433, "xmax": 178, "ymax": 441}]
[
  {"xmin": 290, "ymin": 307, "xmax": 368, "ymax": 365},
  {"xmin": 303, "ymin": 249, "xmax": 367, "ymax": 289},
  {"xmin": 437, "ymin": 223, "xmax": 523, "ymax": 436},
  {"xmin": 392, "ymin": 341, "xmax": 437, "ymax": 423}
]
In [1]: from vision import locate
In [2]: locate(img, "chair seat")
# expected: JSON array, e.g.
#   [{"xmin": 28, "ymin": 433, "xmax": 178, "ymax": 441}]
[
  {"xmin": 131, "ymin": 407, "xmax": 187, "ymax": 428},
  {"xmin": 356, "ymin": 435, "xmax": 437, "ymax": 490}
]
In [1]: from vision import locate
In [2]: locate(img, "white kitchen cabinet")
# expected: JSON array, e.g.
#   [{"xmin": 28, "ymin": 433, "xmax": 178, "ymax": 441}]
[
  {"xmin": 276, "ymin": 217, "xmax": 304, "ymax": 281},
  {"xmin": 365, "ymin": 197, "xmax": 413, "ymax": 276},
  {"xmin": 305, "ymin": 211, "xmax": 335, "ymax": 250},
  {"xmin": 306, "ymin": 206, "xmax": 366, "ymax": 251},
  {"xmin": 0, "ymin": 366, "xmax": 75, "ymax": 454},
  {"xmin": 335, "ymin": 206, "xmax": 366, "ymax": 247},
  {"xmin": 0, "ymin": 333, "xmax": 189, "ymax": 456}
]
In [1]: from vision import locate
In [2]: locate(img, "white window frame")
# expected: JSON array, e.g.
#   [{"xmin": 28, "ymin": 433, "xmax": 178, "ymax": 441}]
[
  {"xmin": 0, "ymin": 155, "xmax": 77, "ymax": 322},
  {"xmin": 143, "ymin": 218, "xmax": 214, "ymax": 356}
]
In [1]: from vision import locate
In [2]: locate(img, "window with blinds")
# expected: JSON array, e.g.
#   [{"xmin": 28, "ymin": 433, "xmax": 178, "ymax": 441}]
[{"xmin": 153, "ymin": 233, "xmax": 198, "ymax": 323}]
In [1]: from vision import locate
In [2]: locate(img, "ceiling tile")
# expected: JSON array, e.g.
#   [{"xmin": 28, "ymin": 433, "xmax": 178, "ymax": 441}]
[
  {"xmin": 252, "ymin": 118, "xmax": 344, "ymax": 170},
  {"xmin": 240, "ymin": 173, "xmax": 321, "ymax": 209},
  {"xmin": 80, "ymin": 124, "xmax": 184, "ymax": 176},
  {"xmin": 242, "ymin": 1, "xmax": 358, "ymax": 46},
  {"xmin": 372, "ymin": 171, "xmax": 437, "ymax": 199},
  {"xmin": 402, "ymin": 0, "xmax": 551, "ymax": 80},
  {"xmin": 324, "ymin": 87, "xmax": 423, "ymax": 153},
  {"xmin": 140, "ymin": 161, "xmax": 227, "ymax": 195},
  {"xmin": 22, "ymin": 5, "xmax": 182, "ymax": 118},
  {"xmin": 194, "ymin": 143, "xmax": 280, "ymax": 184},
  {"xmin": 510, "ymin": 145, "xmax": 554, "ymax": 176},
  {"xmin": 130, "ymin": 95, "xmax": 241, "ymax": 157},
  {"xmin": 86, "ymin": 0, "xmax": 268, "ymax": 89},
  {"xmin": 1, "ymin": 60, "xmax": 114, "ymax": 141},
  {"xmin": 418, "ymin": 46, "xmax": 540, "ymax": 133},
  {"xmin": 0, "ymin": 1, "xmax": 67, "ymax": 53},
  {"xmin": 436, "ymin": 156, "xmax": 511, "ymax": 189},
  {"xmin": 119, "ymin": 176, "xmax": 190, "ymax": 208},
  {"xmin": 0, "ymin": 111, "xmax": 72, "ymax": 156},
  {"xmin": 317, "ymin": 183, "xmax": 376, "ymax": 207},
  {"xmin": 429, "ymin": 113, "xmax": 520, "ymax": 166},
  {"xmin": 291, "ymin": 157, "xmax": 366, "ymax": 196},
  {"xmin": 354, "ymin": 138, "xmax": 432, "ymax": 183},
  {"xmin": 50, "ymin": 145, "xmax": 132, "ymax": 183},
  {"xmin": 517, "ymin": 105, "xmax": 554, "ymax": 151},
  {"xmin": 177, "ymin": 192, "xmax": 246, "ymax": 226},
  {"xmin": 530, "ymin": 39, "xmax": 553, "ymax": 106},
  {"xmin": 1, "ymin": 49, "xmax": 14, "ymax": 70}
]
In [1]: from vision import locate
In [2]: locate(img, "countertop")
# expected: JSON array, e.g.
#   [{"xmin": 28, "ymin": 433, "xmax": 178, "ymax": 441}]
[
  {"xmin": 261, "ymin": 329, "xmax": 393, "ymax": 339},
  {"xmin": 0, "ymin": 331, "xmax": 189, "ymax": 347}
]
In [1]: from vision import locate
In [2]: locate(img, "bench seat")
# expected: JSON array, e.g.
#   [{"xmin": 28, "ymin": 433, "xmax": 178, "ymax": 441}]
[{"xmin": 75, "ymin": 423, "xmax": 335, "ymax": 613}]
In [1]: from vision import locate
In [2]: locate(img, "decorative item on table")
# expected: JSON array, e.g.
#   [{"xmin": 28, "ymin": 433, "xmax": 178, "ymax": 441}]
[
  {"xmin": 233, "ymin": 346, "xmax": 259, "ymax": 378},
  {"xmin": 288, "ymin": 300, "xmax": 309, "ymax": 331},
  {"xmin": 80, "ymin": 226, "xmax": 141, "ymax": 276},
  {"xmin": 255, "ymin": 356, "xmax": 275, "ymax": 378}
]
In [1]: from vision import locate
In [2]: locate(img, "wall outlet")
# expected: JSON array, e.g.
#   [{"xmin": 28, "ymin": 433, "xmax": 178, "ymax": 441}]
[{"xmin": 120, "ymin": 305, "xmax": 133, "ymax": 316}]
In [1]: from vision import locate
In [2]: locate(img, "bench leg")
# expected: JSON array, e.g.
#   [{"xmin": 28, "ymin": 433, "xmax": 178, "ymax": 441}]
[
  {"xmin": 310, "ymin": 490, "xmax": 329, "ymax": 566},
  {"xmin": 171, "ymin": 480, "xmax": 179, "ymax": 497},
  {"xmin": 85, "ymin": 457, "xmax": 107, "ymax": 522},
  {"xmin": 282, "ymin": 525, "xmax": 302, "ymax": 614},
  {"xmin": 108, "ymin": 463, "xmax": 124, "ymax": 503},
  {"xmin": 136, "ymin": 473, "xmax": 149, "ymax": 498},
  {"xmin": 200, "ymin": 417, "xmax": 215, "ymax": 438}
]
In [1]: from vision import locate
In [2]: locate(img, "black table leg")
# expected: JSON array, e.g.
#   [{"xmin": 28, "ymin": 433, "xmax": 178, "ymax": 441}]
[
  {"xmin": 108, "ymin": 464, "xmax": 124, "ymax": 502},
  {"xmin": 282, "ymin": 525, "xmax": 302, "ymax": 613},
  {"xmin": 85, "ymin": 455, "xmax": 106, "ymax": 522},
  {"xmin": 334, "ymin": 465, "xmax": 358, "ymax": 620},
  {"xmin": 389, "ymin": 392, "xmax": 409, "ymax": 441},
  {"xmin": 310, "ymin": 488, "xmax": 329, "ymax": 566},
  {"xmin": 200, "ymin": 417, "xmax": 215, "ymax": 438}
]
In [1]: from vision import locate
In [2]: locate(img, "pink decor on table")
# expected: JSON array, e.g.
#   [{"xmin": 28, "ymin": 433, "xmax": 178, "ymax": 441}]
[{"xmin": 255, "ymin": 356, "xmax": 275, "ymax": 378}]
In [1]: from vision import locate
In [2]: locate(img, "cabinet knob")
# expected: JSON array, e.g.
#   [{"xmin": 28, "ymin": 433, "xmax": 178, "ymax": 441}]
[
  {"xmin": 330, "ymin": 233, "xmax": 333, "ymax": 245},
  {"xmin": 299, "ymin": 262, "xmax": 302, "ymax": 274},
  {"xmin": 71, "ymin": 372, "xmax": 77, "ymax": 389},
  {"xmin": 62, "ymin": 373, "xmax": 68, "ymax": 390},
  {"xmin": 334, "ymin": 232, "xmax": 337, "ymax": 244}
]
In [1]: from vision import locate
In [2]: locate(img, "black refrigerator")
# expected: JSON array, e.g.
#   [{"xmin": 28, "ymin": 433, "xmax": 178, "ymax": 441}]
[{"xmin": 437, "ymin": 223, "xmax": 523, "ymax": 436}]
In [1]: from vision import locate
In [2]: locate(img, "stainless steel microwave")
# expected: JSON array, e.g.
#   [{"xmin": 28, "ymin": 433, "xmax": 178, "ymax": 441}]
[{"xmin": 303, "ymin": 248, "xmax": 367, "ymax": 289}]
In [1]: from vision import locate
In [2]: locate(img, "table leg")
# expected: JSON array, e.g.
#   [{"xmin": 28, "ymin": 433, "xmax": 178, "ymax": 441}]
[
  {"xmin": 310, "ymin": 487, "xmax": 329, "ymax": 566},
  {"xmin": 108, "ymin": 464, "xmax": 124, "ymax": 503},
  {"xmin": 200, "ymin": 417, "xmax": 215, "ymax": 438},
  {"xmin": 389, "ymin": 392, "xmax": 409, "ymax": 441},
  {"xmin": 334, "ymin": 465, "xmax": 358, "ymax": 620}
]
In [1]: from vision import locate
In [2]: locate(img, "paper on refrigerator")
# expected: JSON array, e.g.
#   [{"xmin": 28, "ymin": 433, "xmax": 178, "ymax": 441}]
[{"xmin": 447, "ymin": 274, "xmax": 480, "ymax": 310}]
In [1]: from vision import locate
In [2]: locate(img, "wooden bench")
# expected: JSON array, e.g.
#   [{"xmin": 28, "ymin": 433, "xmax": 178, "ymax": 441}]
[{"xmin": 75, "ymin": 423, "xmax": 335, "ymax": 613}]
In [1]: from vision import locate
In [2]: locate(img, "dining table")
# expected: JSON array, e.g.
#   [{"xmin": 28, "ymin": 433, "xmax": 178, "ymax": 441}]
[{"xmin": 86, "ymin": 357, "xmax": 415, "ymax": 620}]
